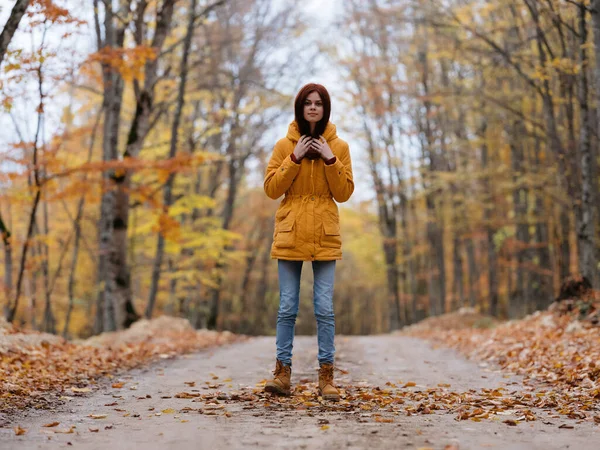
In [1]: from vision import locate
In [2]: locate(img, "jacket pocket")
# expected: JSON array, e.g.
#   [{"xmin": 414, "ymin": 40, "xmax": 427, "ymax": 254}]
[
  {"xmin": 321, "ymin": 216, "xmax": 341, "ymax": 249},
  {"xmin": 275, "ymin": 212, "xmax": 296, "ymax": 248}
]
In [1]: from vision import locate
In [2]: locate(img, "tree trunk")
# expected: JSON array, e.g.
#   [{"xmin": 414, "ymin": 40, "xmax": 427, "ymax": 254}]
[
  {"xmin": 6, "ymin": 189, "xmax": 41, "ymax": 323},
  {"xmin": 399, "ymin": 191, "xmax": 414, "ymax": 324},
  {"xmin": 63, "ymin": 108, "xmax": 101, "ymax": 336},
  {"xmin": 0, "ymin": 213, "xmax": 13, "ymax": 315},
  {"xmin": 207, "ymin": 154, "xmax": 241, "ymax": 330},
  {"xmin": 578, "ymin": 2, "xmax": 599, "ymax": 287},
  {"xmin": 111, "ymin": 0, "xmax": 176, "ymax": 325},
  {"xmin": 0, "ymin": 0, "xmax": 30, "ymax": 67},
  {"xmin": 532, "ymin": 136, "xmax": 553, "ymax": 310},
  {"xmin": 534, "ymin": 4, "xmax": 573, "ymax": 285},
  {"xmin": 510, "ymin": 120, "xmax": 531, "ymax": 317},
  {"xmin": 146, "ymin": 0, "xmax": 194, "ymax": 319},
  {"xmin": 383, "ymin": 236, "xmax": 401, "ymax": 329},
  {"xmin": 479, "ymin": 121, "xmax": 499, "ymax": 317},
  {"xmin": 452, "ymin": 236, "xmax": 464, "ymax": 310},
  {"xmin": 94, "ymin": 0, "xmax": 128, "ymax": 333},
  {"xmin": 465, "ymin": 237, "xmax": 477, "ymax": 308},
  {"xmin": 41, "ymin": 190, "xmax": 55, "ymax": 333}
]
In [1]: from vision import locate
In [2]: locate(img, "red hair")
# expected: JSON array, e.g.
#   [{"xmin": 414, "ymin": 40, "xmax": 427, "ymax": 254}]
[{"xmin": 294, "ymin": 83, "xmax": 331, "ymax": 138}]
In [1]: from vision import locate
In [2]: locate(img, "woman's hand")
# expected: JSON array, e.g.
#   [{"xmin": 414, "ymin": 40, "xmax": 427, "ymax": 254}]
[
  {"xmin": 292, "ymin": 135, "xmax": 313, "ymax": 160},
  {"xmin": 310, "ymin": 136, "xmax": 335, "ymax": 160}
]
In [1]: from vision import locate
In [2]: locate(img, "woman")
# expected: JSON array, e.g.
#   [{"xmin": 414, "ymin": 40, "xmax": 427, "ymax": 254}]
[{"xmin": 263, "ymin": 83, "xmax": 354, "ymax": 401}]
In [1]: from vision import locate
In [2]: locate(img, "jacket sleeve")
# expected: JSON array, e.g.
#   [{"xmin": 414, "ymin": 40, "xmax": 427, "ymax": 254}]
[
  {"xmin": 264, "ymin": 140, "xmax": 301, "ymax": 200},
  {"xmin": 324, "ymin": 142, "xmax": 354, "ymax": 203}
]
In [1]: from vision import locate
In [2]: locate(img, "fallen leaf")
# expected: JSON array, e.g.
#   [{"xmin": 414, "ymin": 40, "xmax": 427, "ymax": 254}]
[
  {"xmin": 112, "ymin": 382, "xmax": 124, "ymax": 389},
  {"xmin": 375, "ymin": 416, "xmax": 394, "ymax": 423},
  {"xmin": 42, "ymin": 422, "xmax": 60, "ymax": 427},
  {"xmin": 89, "ymin": 427, "xmax": 99, "ymax": 432},
  {"xmin": 162, "ymin": 408, "xmax": 176, "ymax": 414},
  {"xmin": 558, "ymin": 424, "xmax": 574, "ymax": 429},
  {"xmin": 71, "ymin": 387, "xmax": 91, "ymax": 393},
  {"xmin": 320, "ymin": 425, "xmax": 330, "ymax": 430},
  {"xmin": 88, "ymin": 414, "xmax": 107, "ymax": 419},
  {"xmin": 14, "ymin": 426, "xmax": 27, "ymax": 436},
  {"xmin": 175, "ymin": 392, "xmax": 200, "ymax": 399}
]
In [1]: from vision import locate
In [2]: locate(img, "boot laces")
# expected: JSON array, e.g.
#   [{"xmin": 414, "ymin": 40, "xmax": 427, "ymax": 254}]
[
  {"xmin": 274, "ymin": 360, "xmax": 291, "ymax": 378},
  {"xmin": 320, "ymin": 365, "xmax": 334, "ymax": 384}
]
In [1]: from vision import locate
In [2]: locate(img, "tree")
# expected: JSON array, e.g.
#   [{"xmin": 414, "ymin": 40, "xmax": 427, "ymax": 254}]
[{"xmin": 0, "ymin": 0, "xmax": 31, "ymax": 67}]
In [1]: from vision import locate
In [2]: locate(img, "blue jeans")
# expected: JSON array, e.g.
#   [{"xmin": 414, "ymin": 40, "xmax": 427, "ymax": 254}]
[{"xmin": 276, "ymin": 260, "xmax": 336, "ymax": 367}]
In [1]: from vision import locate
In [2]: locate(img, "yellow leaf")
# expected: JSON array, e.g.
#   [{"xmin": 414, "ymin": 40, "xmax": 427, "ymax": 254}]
[
  {"xmin": 162, "ymin": 408, "xmax": 176, "ymax": 414},
  {"xmin": 320, "ymin": 425, "xmax": 329, "ymax": 430}
]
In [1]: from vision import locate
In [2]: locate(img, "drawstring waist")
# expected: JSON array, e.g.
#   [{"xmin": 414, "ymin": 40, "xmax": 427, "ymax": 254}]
[
  {"xmin": 285, "ymin": 194, "xmax": 333, "ymax": 198},
  {"xmin": 284, "ymin": 194, "xmax": 334, "ymax": 224}
]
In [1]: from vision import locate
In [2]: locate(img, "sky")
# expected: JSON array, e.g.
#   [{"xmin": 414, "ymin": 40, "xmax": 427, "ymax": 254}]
[{"xmin": 0, "ymin": 0, "xmax": 375, "ymax": 206}]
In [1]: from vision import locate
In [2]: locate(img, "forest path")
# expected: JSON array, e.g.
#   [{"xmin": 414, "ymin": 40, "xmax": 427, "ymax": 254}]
[{"xmin": 1, "ymin": 335, "xmax": 598, "ymax": 449}]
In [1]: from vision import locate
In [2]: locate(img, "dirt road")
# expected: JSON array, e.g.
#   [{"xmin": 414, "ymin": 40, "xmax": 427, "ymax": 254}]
[{"xmin": 1, "ymin": 335, "xmax": 598, "ymax": 449}]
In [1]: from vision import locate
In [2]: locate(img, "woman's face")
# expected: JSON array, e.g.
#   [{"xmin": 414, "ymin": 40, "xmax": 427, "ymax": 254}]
[{"xmin": 303, "ymin": 91, "xmax": 324, "ymax": 124}]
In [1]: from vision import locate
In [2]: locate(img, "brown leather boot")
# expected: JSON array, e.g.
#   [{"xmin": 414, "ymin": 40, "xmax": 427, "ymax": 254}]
[
  {"xmin": 264, "ymin": 359, "xmax": 291, "ymax": 396},
  {"xmin": 318, "ymin": 363, "xmax": 340, "ymax": 401}
]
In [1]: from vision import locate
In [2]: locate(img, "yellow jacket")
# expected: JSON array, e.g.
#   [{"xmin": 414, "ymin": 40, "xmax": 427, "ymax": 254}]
[{"xmin": 264, "ymin": 121, "xmax": 354, "ymax": 261}]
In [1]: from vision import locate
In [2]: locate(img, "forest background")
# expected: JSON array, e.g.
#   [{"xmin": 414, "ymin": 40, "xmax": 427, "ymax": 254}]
[{"xmin": 1, "ymin": 0, "xmax": 599, "ymax": 339}]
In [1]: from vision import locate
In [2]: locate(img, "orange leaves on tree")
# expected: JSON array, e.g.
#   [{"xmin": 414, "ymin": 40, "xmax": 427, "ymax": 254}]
[
  {"xmin": 87, "ymin": 46, "xmax": 158, "ymax": 82},
  {"xmin": 58, "ymin": 152, "xmax": 207, "ymax": 181},
  {"xmin": 153, "ymin": 213, "xmax": 181, "ymax": 243},
  {"xmin": 27, "ymin": 0, "xmax": 85, "ymax": 27}
]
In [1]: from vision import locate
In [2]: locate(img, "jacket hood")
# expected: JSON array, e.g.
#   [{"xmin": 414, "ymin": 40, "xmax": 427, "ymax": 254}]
[{"xmin": 286, "ymin": 120, "xmax": 338, "ymax": 143}]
